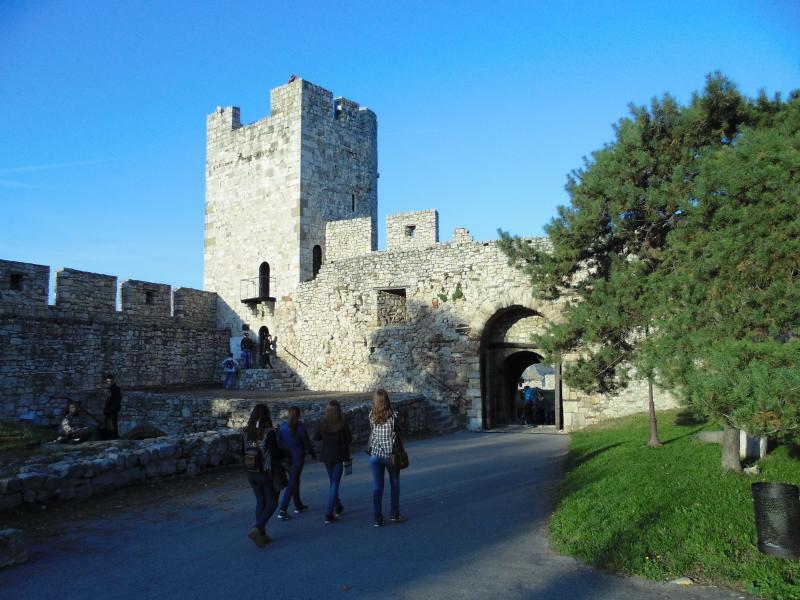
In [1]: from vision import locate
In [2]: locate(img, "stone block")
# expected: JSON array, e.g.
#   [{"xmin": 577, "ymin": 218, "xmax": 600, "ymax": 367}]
[
  {"xmin": 0, "ymin": 493, "xmax": 21, "ymax": 511},
  {"xmin": 0, "ymin": 478, "xmax": 20, "ymax": 494},
  {"xmin": 17, "ymin": 472, "xmax": 47, "ymax": 491},
  {"xmin": 0, "ymin": 529, "xmax": 28, "ymax": 568}
]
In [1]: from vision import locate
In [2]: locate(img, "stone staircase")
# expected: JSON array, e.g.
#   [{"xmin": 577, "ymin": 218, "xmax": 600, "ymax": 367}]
[
  {"xmin": 237, "ymin": 363, "xmax": 305, "ymax": 392},
  {"xmin": 426, "ymin": 401, "xmax": 461, "ymax": 435}
]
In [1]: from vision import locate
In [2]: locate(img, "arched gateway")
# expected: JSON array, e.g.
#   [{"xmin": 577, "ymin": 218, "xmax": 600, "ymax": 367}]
[{"xmin": 479, "ymin": 306, "xmax": 562, "ymax": 430}]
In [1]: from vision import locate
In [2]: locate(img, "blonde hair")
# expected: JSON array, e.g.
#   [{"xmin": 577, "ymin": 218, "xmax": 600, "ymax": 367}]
[{"xmin": 371, "ymin": 389, "xmax": 392, "ymax": 424}]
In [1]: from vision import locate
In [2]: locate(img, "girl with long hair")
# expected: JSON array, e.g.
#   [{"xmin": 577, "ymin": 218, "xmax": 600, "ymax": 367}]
[
  {"xmin": 276, "ymin": 406, "xmax": 317, "ymax": 520},
  {"xmin": 368, "ymin": 389, "xmax": 402, "ymax": 527},
  {"xmin": 313, "ymin": 400, "xmax": 352, "ymax": 523},
  {"xmin": 244, "ymin": 403, "xmax": 282, "ymax": 548}
]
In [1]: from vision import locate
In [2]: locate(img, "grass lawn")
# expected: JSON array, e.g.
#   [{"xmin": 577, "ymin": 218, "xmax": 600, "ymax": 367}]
[
  {"xmin": 549, "ymin": 410, "xmax": 800, "ymax": 600},
  {"xmin": 0, "ymin": 420, "xmax": 56, "ymax": 464}
]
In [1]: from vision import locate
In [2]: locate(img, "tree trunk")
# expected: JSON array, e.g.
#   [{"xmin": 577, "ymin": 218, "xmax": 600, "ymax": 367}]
[
  {"xmin": 647, "ymin": 378, "xmax": 662, "ymax": 447},
  {"xmin": 721, "ymin": 425, "xmax": 742, "ymax": 473}
]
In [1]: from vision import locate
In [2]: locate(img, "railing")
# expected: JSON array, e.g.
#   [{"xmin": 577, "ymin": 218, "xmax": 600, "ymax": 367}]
[
  {"xmin": 240, "ymin": 276, "xmax": 276, "ymax": 303},
  {"xmin": 280, "ymin": 346, "xmax": 309, "ymax": 368}
]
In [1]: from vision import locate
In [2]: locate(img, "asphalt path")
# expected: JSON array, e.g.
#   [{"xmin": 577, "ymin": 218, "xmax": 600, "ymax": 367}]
[{"xmin": 1, "ymin": 432, "xmax": 750, "ymax": 600}]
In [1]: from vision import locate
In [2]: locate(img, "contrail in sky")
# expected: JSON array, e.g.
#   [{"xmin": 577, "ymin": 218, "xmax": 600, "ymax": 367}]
[{"xmin": 0, "ymin": 159, "xmax": 106, "ymax": 175}]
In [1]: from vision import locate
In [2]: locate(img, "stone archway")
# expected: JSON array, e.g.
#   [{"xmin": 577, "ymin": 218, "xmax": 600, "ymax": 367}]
[{"xmin": 478, "ymin": 306, "xmax": 561, "ymax": 430}]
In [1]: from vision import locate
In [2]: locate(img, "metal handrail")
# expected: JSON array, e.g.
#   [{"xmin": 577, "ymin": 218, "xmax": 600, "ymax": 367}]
[{"xmin": 280, "ymin": 346, "xmax": 309, "ymax": 368}]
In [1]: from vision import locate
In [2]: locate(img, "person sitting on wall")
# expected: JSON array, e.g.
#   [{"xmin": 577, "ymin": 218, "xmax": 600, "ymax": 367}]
[
  {"xmin": 103, "ymin": 374, "xmax": 122, "ymax": 439},
  {"xmin": 241, "ymin": 332, "xmax": 255, "ymax": 369},
  {"xmin": 57, "ymin": 401, "xmax": 95, "ymax": 444},
  {"xmin": 221, "ymin": 352, "xmax": 238, "ymax": 389}
]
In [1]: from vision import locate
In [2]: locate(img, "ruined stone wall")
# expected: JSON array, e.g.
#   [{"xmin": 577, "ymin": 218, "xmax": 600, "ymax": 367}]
[
  {"xmin": 387, "ymin": 210, "xmax": 439, "ymax": 251},
  {"xmin": 271, "ymin": 233, "xmax": 678, "ymax": 431},
  {"xmin": 0, "ymin": 261, "xmax": 227, "ymax": 424},
  {"xmin": 326, "ymin": 217, "xmax": 374, "ymax": 262}
]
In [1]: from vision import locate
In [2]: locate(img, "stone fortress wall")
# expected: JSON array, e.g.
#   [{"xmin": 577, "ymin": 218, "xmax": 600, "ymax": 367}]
[
  {"xmin": 205, "ymin": 79, "xmax": 679, "ymax": 432},
  {"xmin": 0, "ymin": 259, "xmax": 228, "ymax": 424},
  {"xmin": 272, "ymin": 212, "xmax": 679, "ymax": 431}
]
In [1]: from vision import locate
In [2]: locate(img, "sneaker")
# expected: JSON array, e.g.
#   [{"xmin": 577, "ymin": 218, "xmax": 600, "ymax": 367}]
[
  {"xmin": 248, "ymin": 527, "xmax": 267, "ymax": 548},
  {"xmin": 324, "ymin": 514, "xmax": 337, "ymax": 524},
  {"xmin": 277, "ymin": 510, "xmax": 291, "ymax": 520},
  {"xmin": 335, "ymin": 504, "xmax": 345, "ymax": 516},
  {"xmin": 293, "ymin": 504, "xmax": 310, "ymax": 514},
  {"xmin": 373, "ymin": 517, "xmax": 384, "ymax": 528},
  {"xmin": 390, "ymin": 514, "xmax": 405, "ymax": 523}
]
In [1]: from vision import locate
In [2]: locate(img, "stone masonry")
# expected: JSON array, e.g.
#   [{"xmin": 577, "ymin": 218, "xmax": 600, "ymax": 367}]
[
  {"xmin": 0, "ymin": 260, "xmax": 228, "ymax": 423},
  {"xmin": 204, "ymin": 79, "xmax": 679, "ymax": 432}
]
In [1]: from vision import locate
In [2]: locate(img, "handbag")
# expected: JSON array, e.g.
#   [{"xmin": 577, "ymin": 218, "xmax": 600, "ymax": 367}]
[{"xmin": 391, "ymin": 426, "xmax": 410, "ymax": 471}]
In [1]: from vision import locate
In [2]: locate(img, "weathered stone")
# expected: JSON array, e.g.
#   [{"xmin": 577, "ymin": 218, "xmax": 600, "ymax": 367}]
[
  {"xmin": 16, "ymin": 472, "xmax": 47, "ymax": 491},
  {"xmin": 0, "ymin": 529, "xmax": 28, "ymax": 568}
]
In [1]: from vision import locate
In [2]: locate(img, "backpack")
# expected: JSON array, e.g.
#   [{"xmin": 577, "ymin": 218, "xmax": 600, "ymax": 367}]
[
  {"xmin": 224, "ymin": 358, "xmax": 236, "ymax": 370},
  {"xmin": 244, "ymin": 438, "xmax": 264, "ymax": 473},
  {"xmin": 523, "ymin": 387, "xmax": 534, "ymax": 404}
]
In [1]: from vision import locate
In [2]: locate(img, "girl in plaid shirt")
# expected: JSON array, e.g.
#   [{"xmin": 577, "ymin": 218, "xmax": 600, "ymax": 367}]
[{"xmin": 368, "ymin": 389, "xmax": 403, "ymax": 527}]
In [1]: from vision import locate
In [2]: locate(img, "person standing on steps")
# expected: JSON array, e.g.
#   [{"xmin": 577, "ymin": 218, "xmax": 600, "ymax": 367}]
[
  {"xmin": 240, "ymin": 331, "xmax": 254, "ymax": 369},
  {"xmin": 261, "ymin": 333, "xmax": 272, "ymax": 368},
  {"xmin": 243, "ymin": 403, "xmax": 286, "ymax": 549},
  {"xmin": 314, "ymin": 400, "xmax": 352, "ymax": 524},
  {"xmin": 103, "ymin": 374, "xmax": 122, "ymax": 439},
  {"xmin": 368, "ymin": 389, "xmax": 403, "ymax": 527},
  {"xmin": 277, "ymin": 406, "xmax": 317, "ymax": 520},
  {"xmin": 221, "ymin": 353, "xmax": 238, "ymax": 390}
]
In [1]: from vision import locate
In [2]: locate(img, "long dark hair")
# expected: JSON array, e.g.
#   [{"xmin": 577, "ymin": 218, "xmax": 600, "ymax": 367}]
[
  {"xmin": 371, "ymin": 389, "xmax": 392, "ymax": 424},
  {"xmin": 245, "ymin": 403, "xmax": 273, "ymax": 441},
  {"xmin": 320, "ymin": 400, "xmax": 343, "ymax": 433},
  {"xmin": 286, "ymin": 406, "xmax": 300, "ymax": 434}
]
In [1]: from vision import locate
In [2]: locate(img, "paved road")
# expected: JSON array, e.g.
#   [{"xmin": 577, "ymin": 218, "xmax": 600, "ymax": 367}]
[{"xmin": 1, "ymin": 432, "xmax": 749, "ymax": 600}]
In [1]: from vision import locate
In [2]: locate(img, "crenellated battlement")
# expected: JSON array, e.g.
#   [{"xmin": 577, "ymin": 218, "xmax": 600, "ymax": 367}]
[{"xmin": 0, "ymin": 259, "xmax": 218, "ymax": 324}]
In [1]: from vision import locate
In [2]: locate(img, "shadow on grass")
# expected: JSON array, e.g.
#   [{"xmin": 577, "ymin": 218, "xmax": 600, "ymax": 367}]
[
  {"xmin": 564, "ymin": 442, "xmax": 624, "ymax": 471},
  {"xmin": 674, "ymin": 410, "xmax": 708, "ymax": 427}
]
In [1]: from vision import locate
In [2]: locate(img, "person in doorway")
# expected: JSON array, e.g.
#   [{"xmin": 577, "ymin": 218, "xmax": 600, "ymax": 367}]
[
  {"xmin": 240, "ymin": 332, "xmax": 254, "ymax": 369},
  {"xmin": 522, "ymin": 385, "xmax": 535, "ymax": 427},
  {"xmin": 261, "ymin": 334, "xmax": 272, "ymax": 368},
  {"xmin": 221, "ymin": 353, "xmax": 238, "ymax": 390},
  {"xmin": 276, "ymin": 406, "xmax": 317, "ymax": 520},
  {"xmin": 243, "ymin": 403, "xmax": 284, "ymax": 548},
  {"xmin": 368, "ymin": 389, "xmax": 402, "ymax": 527},
  {"xmin": 103, "ymin": 374, "xmax": 122, "ymax": 439},
  {"xmin": 314, "ymin": 400, "xmax": 352, "ymax": 523},
  {"xmin": 533, "ymin": 386, "xmax": 546, "ymax": 425},
  {"xmin": 57, "ymin": 401, "xmax": 95, "ymax": 443}
]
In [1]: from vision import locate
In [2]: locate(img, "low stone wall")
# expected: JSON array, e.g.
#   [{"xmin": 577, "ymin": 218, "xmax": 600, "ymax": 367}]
[
  {"xmin": 0, "ymin": 396, "xmax": 428, "ymax": 512},
  {"xmin": 89, "ymin": 391, "xmax": 426, "ymax": 437},
  {"xmin": 0, "ymin": 430, "xmax": 243, "ymax": 512}
]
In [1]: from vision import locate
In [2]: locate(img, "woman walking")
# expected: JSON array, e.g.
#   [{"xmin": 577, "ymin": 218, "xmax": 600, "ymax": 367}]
[
  {"xmin": 243, "ymin": 403, "xmax": 283, "ymax": 548},
  {"xmin": 368, "ymin": 389, "xmax": 403, "ymax": 527},
  {"xmin": 314, "ymin": 400, "xmax": 352, "ymax": 524},
  {"xmin": 277, "ymin": 406, "xmax": 317, "ymax": 520}
]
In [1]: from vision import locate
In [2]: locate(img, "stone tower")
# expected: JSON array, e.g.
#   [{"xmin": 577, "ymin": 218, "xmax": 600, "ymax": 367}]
[{"xmin": 204, "ymin": 79, "xmax": 378, "ymax": 332}]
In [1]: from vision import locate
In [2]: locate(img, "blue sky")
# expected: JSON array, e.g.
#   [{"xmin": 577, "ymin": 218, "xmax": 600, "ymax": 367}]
[{"xmin": 1, "ymin": 0, "xmax": 798, "ymax": 293}]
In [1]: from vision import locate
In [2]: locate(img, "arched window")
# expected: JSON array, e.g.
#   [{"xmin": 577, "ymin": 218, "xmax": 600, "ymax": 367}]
[
  {"xmin": 312, "ymin": 245, "xmax": 322, "ymax": 279},
  {"xmin": 259, "ymin": 262, "xmax": 270, "ymax": 298}
]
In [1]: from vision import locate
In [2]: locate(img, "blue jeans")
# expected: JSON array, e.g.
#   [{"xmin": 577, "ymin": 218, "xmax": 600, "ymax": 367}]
[
  {"xmin": 242, "ymin": 350, "xmax": 252, "ymax": 369},
  {"xmin": 325, "ymin": 461, "xmax": 344, "ymax": 517},
  {"xmin": 279, "ymin": 456, "xmax": 305, "ymax": 511},
  {"xmin": 370, "ymin": 454, "xmax": 400, "ymax": 519},
  {"xmin": 247, "ymin": 472, "xmax": 278, "ymax": 530},
  {"xmin": 223, "ymin": 371, "xmax": 236, "ymax": 389}
]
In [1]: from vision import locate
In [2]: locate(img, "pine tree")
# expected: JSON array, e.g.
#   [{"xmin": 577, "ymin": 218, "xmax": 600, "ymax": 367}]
[
  {"xmin": 645, "ymin": 90, "xmax": 800, "ymax": 470},
  {"xmin": 500, "ymin": 74, "xmax": 756, "ymax": 450}
]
